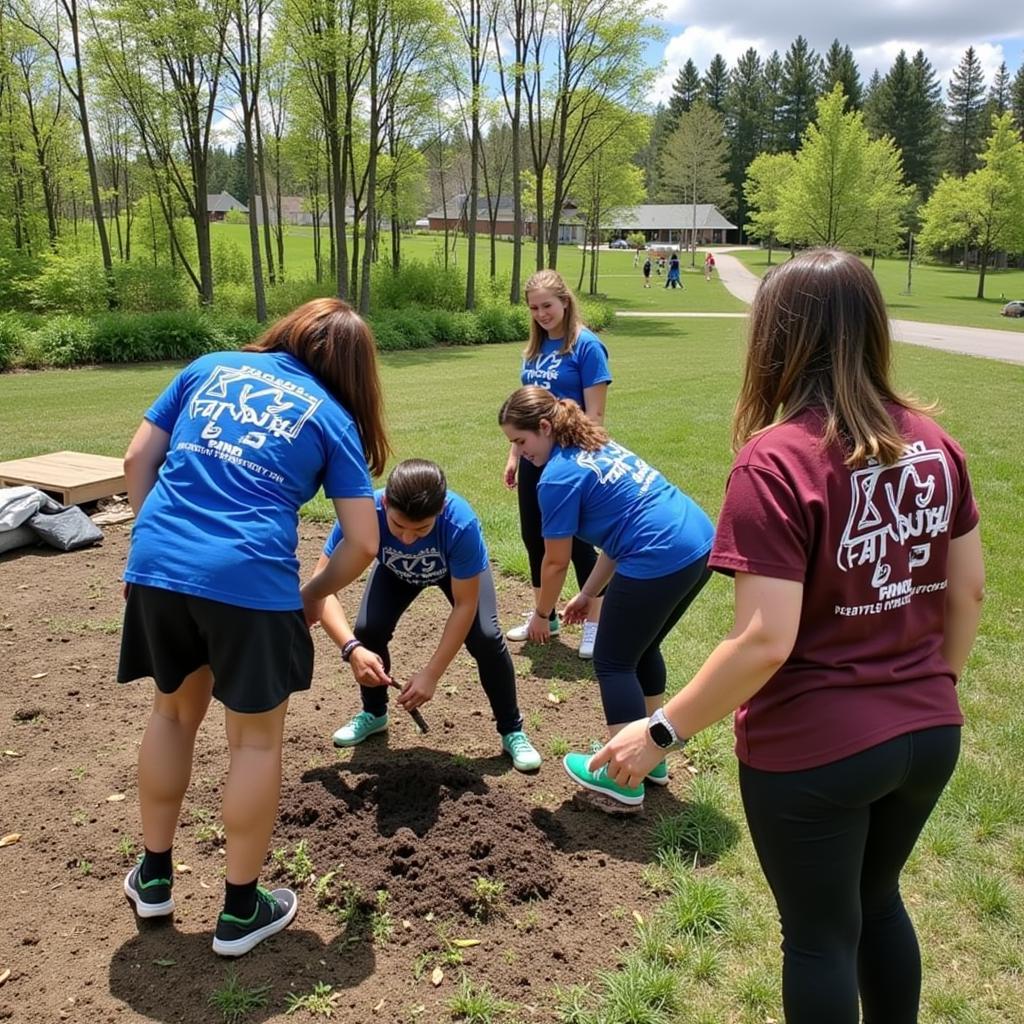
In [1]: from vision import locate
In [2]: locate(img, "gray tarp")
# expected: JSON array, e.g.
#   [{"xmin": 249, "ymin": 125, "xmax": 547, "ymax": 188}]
[{"xmin": 0, "ymin": 485, "xmax": 103, "ymax": 554}]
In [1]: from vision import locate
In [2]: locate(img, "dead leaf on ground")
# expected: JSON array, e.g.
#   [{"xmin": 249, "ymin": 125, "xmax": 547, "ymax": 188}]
[
  {"xmin": 106, "ymin": 793, "xmax": 126, "ymax": 802},
  {"xmin": 372, "ymin": 998, "xmax": 385, "ymax": 1012},
  {"xmin": 0, "ymin": 834, "xmax": 21, "ymax": 848},
  {"xmin": 452, "ymin": 938, "xmax": 480, "ymax": 948},
  {"xmin": 175, "ymin": 863, "xmax": 192, "ymax": 873},
  {"xmin": 30, "ymin": 672, "xmax": 47, "ymax": 680},
  {"xmin": 152, "ymin": 958, "xmax": 176, "ymax": 967},
  {"xmin": 2, "ymin": 750, "xmax": 22, "ymax": 758},
  {"xmin": 430, "ymin": 966, "xmax": 443, "ymax": 987},
  {"xmin": 632, "ymin": 910, "xmax": 644, "ymax": 925},
  {"xmin": 0, "ymin": 968, "xmax": 10, "ymax": 986}
]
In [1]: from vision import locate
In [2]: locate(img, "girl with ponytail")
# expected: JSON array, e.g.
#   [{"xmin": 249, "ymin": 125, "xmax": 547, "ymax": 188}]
[{"xmin": 499, "ymin": 386, "xmax": 714, "ymax": 807}]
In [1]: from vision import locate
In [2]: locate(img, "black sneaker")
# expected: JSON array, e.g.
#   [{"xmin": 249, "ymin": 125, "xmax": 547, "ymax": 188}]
[
  {"xmin": 123, "ymin": 861, "xmax": 174, "ymax": 918},
  {"xmin": 212, "ymin": 887, "xmax": 298, "ymax": 957}
]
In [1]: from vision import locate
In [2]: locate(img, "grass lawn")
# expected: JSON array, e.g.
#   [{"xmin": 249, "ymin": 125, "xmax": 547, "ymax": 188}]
[
  {"xmin": 1, "ymin": 323, "xmax": 1022, "ymax": 1021},
  {"xmin": 730, "ymin": 248, "xmax": 1024, "ymax": 334}
]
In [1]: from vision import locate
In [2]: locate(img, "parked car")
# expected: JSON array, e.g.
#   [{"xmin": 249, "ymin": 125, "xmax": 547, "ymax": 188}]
[
  {"xmin": 608, "ymin": 238, "xmax": 630, "ymax": 249},
  {"xmin": 1001, "ymin": 300, "xmax": 1024, "ymax": 318}
]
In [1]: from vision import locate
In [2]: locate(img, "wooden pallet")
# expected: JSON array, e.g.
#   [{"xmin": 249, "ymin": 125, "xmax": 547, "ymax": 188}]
[{"xmin": 0, "ymin": 451, "xmax": 126, "ymax": 506}]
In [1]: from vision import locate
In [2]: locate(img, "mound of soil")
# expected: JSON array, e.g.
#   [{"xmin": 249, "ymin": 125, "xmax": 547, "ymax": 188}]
[{"xmin": 0, "ymin": 524, "xmax": 694, "ymax": 1023}]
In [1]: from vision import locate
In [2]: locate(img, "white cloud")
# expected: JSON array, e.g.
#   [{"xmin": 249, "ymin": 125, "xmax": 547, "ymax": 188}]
[{"xmin": 650, "ymin": 25, "xmax": 762, "ymax": 104}]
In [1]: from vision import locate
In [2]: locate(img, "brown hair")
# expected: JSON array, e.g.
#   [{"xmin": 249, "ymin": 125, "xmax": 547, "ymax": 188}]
[
  {"xmin": 245, "ymin": 298, "xmax": 390, "ymax": 476},
  {"xmin": 523, "ymin": 269, "xmax": 584, "ymax": 359},
  {"xmin": 385, "ymin": 459, "xmax": 447, "ymax": 520},
  {"xmin": 735, "ymin": 248, "xmax": 930, "ymax": 467},
  {"xmin": 498, "ymin": 386, "xmax": 608, "ymax": 452}
]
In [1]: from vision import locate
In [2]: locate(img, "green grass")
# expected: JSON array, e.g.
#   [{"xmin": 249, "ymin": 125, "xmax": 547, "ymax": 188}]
[
  {"xmin": 730, "ymin": 248, "xmax": 1024, "ymax": 333},
  {"xmin": 2, "ymin": 323, "xmax": 1023, "ymax": 1022}
]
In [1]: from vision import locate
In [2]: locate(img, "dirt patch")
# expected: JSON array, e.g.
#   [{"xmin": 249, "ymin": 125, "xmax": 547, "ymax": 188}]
[{"xmin": 0, "ymin": 525, "xmax": 693, "ymax": 1023}]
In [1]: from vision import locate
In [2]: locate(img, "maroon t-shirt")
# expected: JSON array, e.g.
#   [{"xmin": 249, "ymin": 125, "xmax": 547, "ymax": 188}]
[{"xmin": 709, "ymin": 406, "xmax": 979, "ymax": 771}]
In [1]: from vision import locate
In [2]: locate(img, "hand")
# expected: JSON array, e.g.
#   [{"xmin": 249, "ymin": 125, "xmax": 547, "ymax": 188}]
[
  {"xmin": 396, "ymin": 669, "xmax": 438, "ymax": 712},
  {"xmin": 562, "ymin": 592, "xmax": 592, "ymax": 625},
  {"xmin": 300, "ymin": 583, "xmax": 325, "ymax": 627},
  {"xmin": 526, "ymin": 611, "xmax": 552, "ymax": 643},
  {"xmin": 588, "ymin": 719, "xmax": 662, "ymax": 790},
  {"xmin": 349, "ymin": 646, "xmax": 390, "ymax": 687},
  {"xmin": 503, "ymin": 453, "xmax": 519, "ymax": 490}
]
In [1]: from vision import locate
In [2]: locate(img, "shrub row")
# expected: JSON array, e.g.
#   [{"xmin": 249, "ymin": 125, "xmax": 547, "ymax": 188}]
[{"xmin": 0, "ymin": 295, "xmax": 615, "ymax": 371}]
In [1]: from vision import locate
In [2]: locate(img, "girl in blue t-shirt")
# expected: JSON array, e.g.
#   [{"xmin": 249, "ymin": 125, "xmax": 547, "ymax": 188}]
[
  {"xmin": 118, "ymin": 298, "xmax": 388, "ymax": 956},
  {"xmin": 499, "ymin": 385, "xmax": 714, "ymax": 808},
  {"xmin": 504, "ymin": 269, "xmax": 611, "ymax": 660},
  {"xmin": 311, "ymin": 459, "xmax": 541, "ymax": 772}
]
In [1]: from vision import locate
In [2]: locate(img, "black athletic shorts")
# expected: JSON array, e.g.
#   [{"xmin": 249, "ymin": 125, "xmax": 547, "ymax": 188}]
[{"xmin": 118, "ymin": 583, "xmax": 314, "ymax": 713}]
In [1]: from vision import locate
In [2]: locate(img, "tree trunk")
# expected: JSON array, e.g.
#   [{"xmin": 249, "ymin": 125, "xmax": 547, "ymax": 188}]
[
  {"xmin": 977, "ymin": 245, "xmax": 989, "ymax": 299},
  {"xmin": 254, "ymin": 109, "xmax": 276, "ymax": 286}
]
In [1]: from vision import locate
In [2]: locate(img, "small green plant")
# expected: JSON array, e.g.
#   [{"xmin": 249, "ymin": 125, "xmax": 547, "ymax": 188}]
[
  {"xmin": 527, "ymin": 710, "xmax": 543, "ymax": 732},
  {"xmin": 450, "ymin": 752, "xmax": 472, "ymax": 768},
  {"xmin": 76, "ymin": 858, "xmax": 93, "ymax": 876},
  {"xmin": 272, "ymin": 839, "xmax": 315, "ymax": 886},
  {"xmin": 192, "ymin": 807, "xmax": 226, "ymax": 844},
  {"xmin": 371, "ymin": 889, "xmax": 394, "ymax": 944},
  {"xmin": 553, "ymin": 983, "xmax": 597, "ymax": 1024},
  {"xmin": 512, "ymin": 907, "xmax": 539, "ymax": 932},
  {"xmin": 208, "ymin": 972, "xmax": 271, "ymax": 1023},
  {"xmin": 285, "ymin": 981, "xmax": 341, "ymax": 1017},
  {"xmin": 447, "ymin": 974, "xmax": 514, "ymax": 1023},
  {"xmin": 599, "ymin": 955, "xmax": 680, "ymax": 1024},
  {"xmin": 71, "ymin": 765, "xmax": 87, "ymax": 780},
  {"xmin": 470, "ymin": 877, "xmax": 505, "ymax": 921},
  {"xmin": 548, "ymin": 736, "xmax": 570, "ymax": 757},
  {"xmin": 71, "ymin": 809, "xmax": 88, "ymax": 826},
  {"xmin": 116, "ymin": 836, "xmax": 137, "ymax": 862},
  {"xmin": 952, "ymin": 869, "xmax": 1014, "ymax": 921}
]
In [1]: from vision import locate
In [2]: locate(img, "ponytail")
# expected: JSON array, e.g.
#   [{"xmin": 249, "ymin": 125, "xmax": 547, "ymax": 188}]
[{"xmin": 499, "ymin": 386, "xmax": 607, "ymax": 452}]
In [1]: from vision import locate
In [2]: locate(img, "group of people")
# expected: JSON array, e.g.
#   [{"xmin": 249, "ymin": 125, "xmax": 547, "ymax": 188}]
[{"xmin": 117, "ymin": 249, "xmax": 983, "ymax": 1024}]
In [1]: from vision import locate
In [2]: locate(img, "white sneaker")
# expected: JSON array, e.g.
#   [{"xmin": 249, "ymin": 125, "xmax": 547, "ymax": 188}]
[
  {"xmin": 578, "ymin": 620, "xmax": 598, "ymax": 660},
  {"xmin": 506, "ymin": 612, "xmax": 560, "ymax": 641}
]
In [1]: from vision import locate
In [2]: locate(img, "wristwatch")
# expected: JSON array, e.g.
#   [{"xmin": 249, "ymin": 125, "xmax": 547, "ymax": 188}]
[{"xmin": 648, "ymin": 707, "xmax": 685, "ymax": 749}]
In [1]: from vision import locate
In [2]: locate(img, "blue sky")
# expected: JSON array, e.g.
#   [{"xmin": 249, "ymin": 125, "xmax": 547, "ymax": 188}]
[{"xmin": 649, "ymin": 1, "xmax": 1024, "ymax": 103}]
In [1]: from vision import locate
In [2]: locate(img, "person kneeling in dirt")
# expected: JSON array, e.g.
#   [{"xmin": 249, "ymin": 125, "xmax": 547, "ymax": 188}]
[{"xmin": 315, "ymin": 458, "xmax": 542, "ymax": 772}]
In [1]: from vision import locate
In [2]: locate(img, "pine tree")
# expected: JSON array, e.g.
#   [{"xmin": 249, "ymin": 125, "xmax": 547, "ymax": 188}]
[
  {"xmin": 725, "ymin": 48, "xmax": 765, "ymax": 236},
  {"xmin": 667, "ymin": 59, "xmax": 702, "ymax": 126},
  {"xmin": 779, "ymin": 35, "xmax": 822, "ymax": 152},
  {"xmin": 862, "ymin": 69, "xmax": 883, "ymax": 128},
  {"xmin": 988, "ymin": 61, "xmax": 1011, "ymax": 116},
  {"xmin": 823, "ymin": 39, "xmax": 863, "ymax": 109},
  {"xmin": 761, "ymin": 50, "xmax": 785, "ymax": 153},
  {"xmin": 702, "ymin": 54, "xmax": 729, "ymax": 112},
  {"xmin": 945, "ymin": 46, "xmax": 987, "ymax": 177},
  {"xmin": 1013, "ymin": 64, "xmax": 1024, "ymax": 139}
]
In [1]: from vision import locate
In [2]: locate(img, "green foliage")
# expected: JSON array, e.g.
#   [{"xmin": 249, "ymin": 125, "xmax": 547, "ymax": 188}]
[
  {"xmin": 0, "ymin": 314, "xmax": 29, "ymax": 370},
  {"xmin": 113, "ymin": 262, "xmax": 192, "ymax": 312},
  {"xmin": 285, "ymin": 981, "xmax": 340, "ymax": 1017},
  {"xmin": 35, "ymin": 315, "xmax": 95, "ymax": 367},
  {"xmin": 23, "ymin": 249, "xmax": 109, "ymax": 314},
  {"xmin": 447, "ymin": 974, "xmax": 515, "ymax": 1023},
  {"xmin": 212, "ymin": 239, "xmax": 252, "ymax": 286},
  {"xmin": 208, "ymin": 972, "xmax": 271, "ymax": 1023},
  {"xmin": 371, "ymin": 259, "xmax": 464, "ymax": 311}
]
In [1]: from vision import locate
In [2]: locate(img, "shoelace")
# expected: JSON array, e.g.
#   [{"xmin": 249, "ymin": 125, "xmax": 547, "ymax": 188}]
[{"xmin": 506, "ymin": 732, "xmax": 533, "ymax": 754}]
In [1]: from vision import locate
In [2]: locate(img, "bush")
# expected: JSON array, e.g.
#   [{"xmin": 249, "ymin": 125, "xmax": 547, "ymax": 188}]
[
  {"xmin": 0, "ymin": 313, "xmax": 29, "ymax": 371},
  {"xmin": 580, "ymin": 297, "xmax": 615, "ymax": 331},
  {"xmin": 35, "ymin": 315, "xmax": 95, "ymax": 367},
  {"xmin": 370, "ymin": 259, "xmax": 463, "ymax": 311},
  {"xmin": 113, "ymin": 262, "xmax": 191, "ymax": 312},
  {"xmin": 474, "ymin": 304, "xmax": 528, "ymax": 343},
  {"xmin": 24, "ymin": 249, "xmax": 109, "ymax": 314},
  {"xmin": 212, "ymin": 238, "xmax": 251, "ymax": 286}
]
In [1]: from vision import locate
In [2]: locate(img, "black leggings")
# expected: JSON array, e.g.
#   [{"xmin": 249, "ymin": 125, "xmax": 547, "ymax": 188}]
[
  {"xmin": 353, "ymin": 563, "xmax": 523, "ymax": 735},
  {"xmin": 739, "ymin": 725, "xmax": 961, "ymax": 1024},
  {"xmin": 592, "ymin": 556, "xmax": 710, "ymax": 725},
  {"xmin": 517, "ymin": 456, "xmax": 598, "ymax": 590}
]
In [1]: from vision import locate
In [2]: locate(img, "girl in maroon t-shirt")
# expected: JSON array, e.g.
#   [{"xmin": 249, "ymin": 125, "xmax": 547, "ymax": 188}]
[{"xmin": 590, "ymin": 249, "xmax": 984, "ymax": 1024}]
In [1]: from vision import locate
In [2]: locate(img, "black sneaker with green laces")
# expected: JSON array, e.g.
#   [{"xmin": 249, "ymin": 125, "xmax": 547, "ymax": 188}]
[
  {"xmin": 212, "ymin": 886, "xmax": 299, "ymax": 957},
  {"xmin": 123, "ymin": 861, "xmax": 174, "ymax": 918}
]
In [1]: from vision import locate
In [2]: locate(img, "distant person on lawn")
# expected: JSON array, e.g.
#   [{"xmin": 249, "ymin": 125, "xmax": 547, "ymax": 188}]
[
  {"xmin": 703, "ymin": 251, "xmax": 716, "ymax": 280},
  {"xmin": 119, "ymin": 299, "xmax": 387, "ymax": 956},
  {"xmin": 499, "ymin": 386, "xmax": 714, "ymax": 808},
  {"xmin": 642, "ymin": 256, "xmax": 652, "ymax": 288},
  {"xmin": 314, "ymin": 458, "xmax": 541, "ymax": 772},
  {"xmin": 589, "ymin": 248, "xmax": 984, "ymax": 1023},
  {"xmin": 504, "ymin": 269, "xmax": 611, "ymax": 660}
]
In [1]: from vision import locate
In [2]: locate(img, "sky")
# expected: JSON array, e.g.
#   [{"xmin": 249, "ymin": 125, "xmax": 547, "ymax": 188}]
[{"xmin": 650, "ymin": 0, "xmax": 1024, "ymax": 103}]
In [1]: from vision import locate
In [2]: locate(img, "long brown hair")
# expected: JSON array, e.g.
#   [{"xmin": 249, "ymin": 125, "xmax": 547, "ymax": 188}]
[
  {"xmin": 523, "ymin": 269, "xmax": 584, "ymax": 359},
  {"xmin": 735, "ymin": 248, "xmax": 930, "ymax": 467},
  {"xmin": 499, "ymin": 386, "xmax": 608, "ymax": 452},
  {"xmin": 245, "ymin": 298, "xmax": 390, "ymax": 476},
  {"xmin": 385, "ymin": 459, "xmax": 447, "ymax": 519}
]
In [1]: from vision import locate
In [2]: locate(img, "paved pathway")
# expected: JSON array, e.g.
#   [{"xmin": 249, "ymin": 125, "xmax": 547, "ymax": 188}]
[{"xmin": 707, "ymin": 250, "xmax": 1024, "ymax": 366}]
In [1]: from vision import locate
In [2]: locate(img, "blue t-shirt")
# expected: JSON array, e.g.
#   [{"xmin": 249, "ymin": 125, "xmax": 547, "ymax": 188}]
[
  {"xmin": 538, "ymin": 440, "xmax": 714, "ymax": 579},
  {"xmin": 324, "ymin": 490, "xmax": 488, "ymax": 587},
  {"xmin": 520, "ymin": 327, "xmax": 611, "ymax": 408},
  {"xmin": 125, "ymin": 350, "xmax": 374, "ymax": 610}
]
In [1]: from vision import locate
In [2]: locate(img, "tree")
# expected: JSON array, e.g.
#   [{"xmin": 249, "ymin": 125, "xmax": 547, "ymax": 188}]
[
  {"xmin": 666, "ymin": 58, "xmax": 700, "ymax": 125},
  {"xmin": 724, "ymin": 47, "xmax": 763, "ymax": 238},
  {"xmin": 701, "ymin": 53, "xmax": 728, "ymax": 112},
  {"xmin": 945, "ymin": 46, "xmax": 986, "ymax": 177},
  {"xmin": 988, "ymin": 61, "xmax": 1011, "ymax": 116},
  {"xmin": 635, "ymin": 102, "xmax": 671, "ymax": 201},
  {"xmin": 778, "ymin": 35, "xmax": 821, "ymax": 153},
  {"xmin": 660, "ymin": 100, "xmax": 730, "ymax": 266},
  {"xmin": 760, "ymin": 50, "xmax": 784, "ymax": 153},
  {"xmin": 823, "ymin": 39, "xmax": 862, "ymax": 109},
  {"xmin": 743, "ymin": 150, "xmax": 794, "ymax": 262},
  {"xmin": 862, "ymin": 135, "xmax": 913, "ymax": 267},
  {"xmin": 1012, "ymin": 63, "xmax": 1024, "ymax": 139}
]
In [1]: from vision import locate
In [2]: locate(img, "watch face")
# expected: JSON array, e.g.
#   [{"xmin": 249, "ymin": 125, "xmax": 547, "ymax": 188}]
[{"xmin": 649, "ymin": 720, "xmax": 675, "ymax": 749}]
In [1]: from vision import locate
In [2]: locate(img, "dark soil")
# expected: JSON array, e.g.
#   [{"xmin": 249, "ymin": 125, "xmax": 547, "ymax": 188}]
[{"xmin": 0, "ymin": 524, "xmax": 693, "ymax": 1023}]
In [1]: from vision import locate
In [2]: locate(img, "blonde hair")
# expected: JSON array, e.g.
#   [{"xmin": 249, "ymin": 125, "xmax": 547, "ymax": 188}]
[
  {"xmin": 735, "ymin": 249, "xmax": 931, "ymax": 468},
  {"xmin": 523, "ymin": 270, "xmax": 583, "ymax": 360},
  {"xmin": 499, "ymin": 387, "xmax": 608, "ymax": 452}
]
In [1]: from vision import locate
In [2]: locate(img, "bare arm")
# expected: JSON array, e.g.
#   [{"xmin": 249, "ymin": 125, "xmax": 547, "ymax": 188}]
[
  {"xmin": 123, "ymin": 420, "xmax": 171, "ymax": 515},
  {"xmin": 563, "ymin": 551, "xmax": 617, "ymax": 624},
  {"xmin": 582, "ymin": 383, "xmax": 608, "ymax": 425},
  {"xmin": 527, "ymin": 536, "xmax": 572, "ymax": 642},
  {"xmin": 942, "ymin": 526, "xmax": 985, "ymax": 678}
]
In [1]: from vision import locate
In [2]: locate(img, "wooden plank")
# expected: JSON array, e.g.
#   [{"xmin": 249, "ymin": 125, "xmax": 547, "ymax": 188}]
[{"xmin": 0, "ymin": 451, "xmax": 125, "ymax": 506}]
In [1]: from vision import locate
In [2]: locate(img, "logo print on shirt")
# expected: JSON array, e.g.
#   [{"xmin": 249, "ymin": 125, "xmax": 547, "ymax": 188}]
[
  {"xmin": 190, "ymin": 365, "xmax": 321, "ymax": 449},
  {"xmin": 522, "ymin": 351, "xmax": 562, "ymax": 388},
  {"xmin": 576, "ymin": 442, "xmax": 658, "ymax": 490},
  {"xmin": 837, "ymin": 441, "xmax": 952, "ymax": 589},
  {"xmin": 381, "ymin": 545, "xmax": 447, "ymax": 583}
]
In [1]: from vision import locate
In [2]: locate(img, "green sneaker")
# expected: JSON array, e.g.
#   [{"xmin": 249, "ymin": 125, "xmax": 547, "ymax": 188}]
[
  {"xmin": 506, "ymin": 612, "xmax": 560, "ymax": 641},
  {"xmin": 332, "ymin": 711, "xmax": 388, "ymax": 748},
  {"xmin": 563, "ymin": 751, "xmax": 644, "ymax": 806},
  {"xmin": 501, "ymin": 730, "xmax": 542, "ymax": 772},
  {"xmin": 645, "ymin": 760, "xmax": 669, "ymax": 786},
  {"xmin": 123, "ymin": 860, "xmax": 174, "ymax": 918}
]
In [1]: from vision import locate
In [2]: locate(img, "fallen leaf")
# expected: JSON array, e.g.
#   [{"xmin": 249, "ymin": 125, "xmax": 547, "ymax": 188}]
[
  {"xmin": 30, "ymin": 672, "xmax": 47, "ymax": 680},
  {"xmin": 199, "ymin": 879, "xmax": 210, "ymax": 889},
  {"xmin": 2, "ymin": 750, "xmax": 22, "ymax": 758},
  {"xmin": 452, "ymin": 938, "xmax": 481, "ymax": 948},
  {"xmin": 106, "ymin": 793, "xmax": 126, "ymax": 802},
  {"xmin": 424, "ymin": 911, "xmax": 435, "ymax": 922},
  {"xmin": 175, "ymin": 863, "xmax": 192, "ymax": 873},
  {"xmin": 152, "ymin": 958, "xmax": 176, "ymax": 967},
  {"xmin": 0, "ymin": 968, "xmax": 10, "ymax": 986},
  {"xmin": 430, "ymin": 966, "xmax": 443, "ymax": 987},
  {"xmin": 0, "ymin": 834, "xmax": 21, "ymax": 848},
  {"xmin": 373, "ymin": 998, "xmax": 385, "ymax": 1012},
  {"xmin": 546, "ymin": 692, "xmax": 561, "ymax": 705}
]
